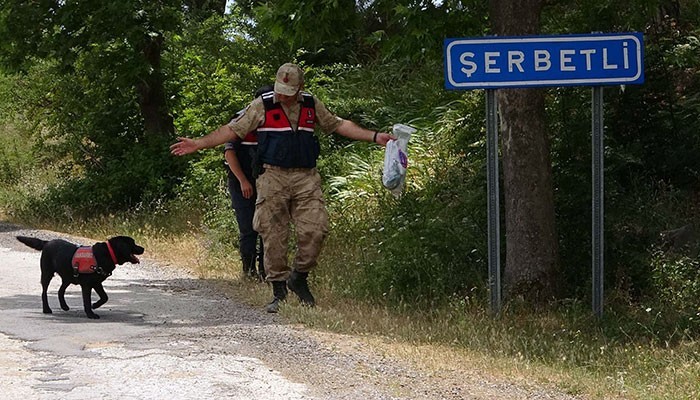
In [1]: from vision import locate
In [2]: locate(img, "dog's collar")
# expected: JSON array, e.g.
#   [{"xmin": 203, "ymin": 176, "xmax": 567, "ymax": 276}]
[{"xmin": 106, "ymin": 240, "xmax": 118, "ymax": 264}]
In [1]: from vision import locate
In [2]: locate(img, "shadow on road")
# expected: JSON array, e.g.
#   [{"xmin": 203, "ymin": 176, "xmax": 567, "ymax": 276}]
[{"xmin": 0, "ymin": 277, "xmax": 276, "ymax": 329}]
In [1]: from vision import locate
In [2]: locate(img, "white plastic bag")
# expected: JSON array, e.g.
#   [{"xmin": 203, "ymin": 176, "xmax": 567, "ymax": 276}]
[{"xmin": 382, "ymin": 123, "xmax": 416, "ymax": 197}]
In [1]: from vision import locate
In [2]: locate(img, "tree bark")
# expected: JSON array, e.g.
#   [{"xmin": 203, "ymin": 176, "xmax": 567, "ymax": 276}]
[
  {"xmin": 137, "ymin": 33, "xmax": 174, "ymax": 136},
  {"xmin": 490, "ymin": 0, "xmax": 560, "ymax": 303}
]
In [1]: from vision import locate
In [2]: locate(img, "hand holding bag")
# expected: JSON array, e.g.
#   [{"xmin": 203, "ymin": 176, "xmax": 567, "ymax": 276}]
[{"xmin": 382, "ymin": 124, "xmax": 416, "ymax": 197}]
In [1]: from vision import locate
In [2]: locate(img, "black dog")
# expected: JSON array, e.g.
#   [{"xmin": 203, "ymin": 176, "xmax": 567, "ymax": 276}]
[{"xmin": 16, "ymin": 235, "xmax": 144, "ymax": 319}]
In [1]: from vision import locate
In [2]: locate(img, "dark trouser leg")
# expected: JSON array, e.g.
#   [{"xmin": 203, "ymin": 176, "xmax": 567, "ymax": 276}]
[{"xmin": 229, "ymin": 177, "xmax": 259, "ymax": 277}]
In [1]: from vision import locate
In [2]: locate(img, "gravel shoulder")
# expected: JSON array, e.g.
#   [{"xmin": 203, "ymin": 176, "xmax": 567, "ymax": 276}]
[{"xmin": 0, "ymin": 222, "xmax": 583, "ymax": 399}]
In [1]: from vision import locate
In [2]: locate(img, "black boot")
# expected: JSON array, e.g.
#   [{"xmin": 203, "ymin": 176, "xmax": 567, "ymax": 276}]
[
  {"xmin": 266, "ymin": 281, "xmax": 288, "ymax": 313},
  {"xmin": 241, "ymin": 253, "xmax": 256, "ymax": 279},
  {"xmin": 287, "ymin": 270, "xmax": 315, "ymax": 307}
]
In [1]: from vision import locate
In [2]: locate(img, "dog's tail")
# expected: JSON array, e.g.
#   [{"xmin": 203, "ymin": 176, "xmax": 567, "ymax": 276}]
[{"xmin": 16, "ymin": 236, "xmax": 48, "ymax": 251}]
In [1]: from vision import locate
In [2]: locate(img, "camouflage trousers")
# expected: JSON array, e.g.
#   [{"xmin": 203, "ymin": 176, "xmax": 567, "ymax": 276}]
[{"xmin": 253, "ymin": 165, "xmax": 329, "ymax": 281}]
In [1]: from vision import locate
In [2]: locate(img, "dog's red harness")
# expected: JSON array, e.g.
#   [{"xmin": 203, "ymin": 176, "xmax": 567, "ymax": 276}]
[
  {"xmin": 71, "ymin": 241, "xmax": 118, "ymax": 276},
  {"xmin": 72, "ymin": 247, "xmax": 98, "ymax": 275}
]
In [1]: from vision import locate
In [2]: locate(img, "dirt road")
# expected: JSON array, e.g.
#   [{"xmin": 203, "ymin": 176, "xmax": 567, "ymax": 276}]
[{"xmin": 0, "ymin": 223, "xmax": 581, "ymax": 400}]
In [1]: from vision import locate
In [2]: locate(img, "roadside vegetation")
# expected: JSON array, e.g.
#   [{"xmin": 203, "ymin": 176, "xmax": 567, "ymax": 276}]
[{"xmin": 1, "ymin": 1, "xmax": 700, "ymax": 399}]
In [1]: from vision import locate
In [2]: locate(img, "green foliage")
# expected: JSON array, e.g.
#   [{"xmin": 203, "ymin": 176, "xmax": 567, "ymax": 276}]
[
  {"xmin": 361, "ymin": 0, "xmax": 489, "ymax": 60},
  {"xmin": 0, "ymin": 0, "xmax": 181, "ymax": 72},
  {"xmin": 0, "ymin": 75, "xmax": 31, "ymax": 186},
  {"xmin": 0, "ymin": 0, "xmax": 190, "ymax": 217},
  {"xmin": 184, "ymin": 151, "xmax": 238, "ymax": 250},
  {"xmin": 167, "ymin": 11, "xmax": 277, "ymax": 138},
  {"xmin": 11, "ymin": 134, "xmax": 181, "ymax": 221},
  {"xmin": 308, "ymin": 57, "xmax": 489, "ymax": 306},
  {"xmin": 544, "ymin": 0, "xmax": 660, "ymax": 34},
  {"xmin": 356, "ymin": 91, "xmax": 487, "ymax": 305},
  {"xmin": 650, "ymin": 249, "xmax": 700, "ymax": 316},
  {"xmin": 239, "ymin": 0, "xmax": 489, "ymax": 64},
  {"xmin": 0, "ymin": 125, "xmax": 31, "ymax": 186},
  {"xmin": 247, "ymin": 0, "xmax": 361, "ymax": 63},
  {"xmin": 7, "ymin": 59, "xmax": 185, "ymax": 217},
  {"xmin": 544, "ymin": 8, "xmax": 700, "ymax": 299}
]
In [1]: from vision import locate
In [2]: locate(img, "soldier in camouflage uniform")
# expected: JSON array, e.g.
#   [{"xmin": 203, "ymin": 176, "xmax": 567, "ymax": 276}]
[{"xmin": 171, "ymin": 63, "xmax": 394, "ymax": 313}]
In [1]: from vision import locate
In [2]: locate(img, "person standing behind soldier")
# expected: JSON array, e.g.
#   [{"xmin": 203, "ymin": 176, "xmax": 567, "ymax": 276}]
[
  {"xmin": 224, "ymin": 85, "xmax": 272, "ymax": 281},
  {"xmin": 171, "ymin": 63, "xmax": 394, "ymax": 313}
]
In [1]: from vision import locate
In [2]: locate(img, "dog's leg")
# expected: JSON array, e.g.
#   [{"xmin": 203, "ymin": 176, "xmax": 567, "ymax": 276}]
[
  {"xmin": 41, "ymin": 272, "xmax": 53, "ymax": 314},
  {"xmin": 58, "ymin": 281, "xmax": 70, "ymax": 311},
  {"xmin": 92, "ymin": 283, "xmax": 108, "ymax": 310},
  {"xmin": 80, "ymin": 284, "xmax": 99, "ymax": 319}
]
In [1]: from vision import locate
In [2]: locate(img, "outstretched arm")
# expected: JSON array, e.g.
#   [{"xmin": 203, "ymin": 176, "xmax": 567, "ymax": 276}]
[
  {"xmin": 170, "ymin": 125, "xmax": 237, "ymax": 156},
  {"xmin": 334, "ymin": 120, "xmax": 394, "ymax": 146}
]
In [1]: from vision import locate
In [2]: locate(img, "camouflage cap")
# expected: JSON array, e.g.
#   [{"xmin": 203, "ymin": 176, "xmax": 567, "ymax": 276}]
[{"xmin": 274, "ymin": 63, "xmax": 304, "ymax": 96}]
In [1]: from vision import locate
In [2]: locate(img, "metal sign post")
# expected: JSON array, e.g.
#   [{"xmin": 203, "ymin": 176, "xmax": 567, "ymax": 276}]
[
  {"xmin": 591, "ymin": 87, "xmax": 604, "ymax": 317},
  {"xmin": 486, "ymin": 89, "xmax": 501, "ymax": 314},
  {"xmin": 444, "ymin": 32, "xmax": 644, "ymax": 317}
]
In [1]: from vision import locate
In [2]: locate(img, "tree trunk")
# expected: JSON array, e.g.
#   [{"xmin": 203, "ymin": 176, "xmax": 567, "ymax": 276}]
[
  {"xmin": 490, "ymin": 0, "xmax": 560, "ymax": 303},
  {"xmin": 137, "ymin": 33, "xmax": 174, "ymax": 136}
]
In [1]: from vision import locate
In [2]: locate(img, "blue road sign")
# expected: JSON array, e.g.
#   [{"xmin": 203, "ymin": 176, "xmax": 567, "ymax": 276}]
[{"xmin": 445, "ymin": 33, "xmax": 644, "ymax": 89}]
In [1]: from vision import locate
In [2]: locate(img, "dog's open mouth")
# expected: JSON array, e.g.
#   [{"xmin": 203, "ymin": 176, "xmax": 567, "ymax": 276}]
[{"xmin": 131, "ymin": 254, "xmax": 140, "ymax": 264}]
